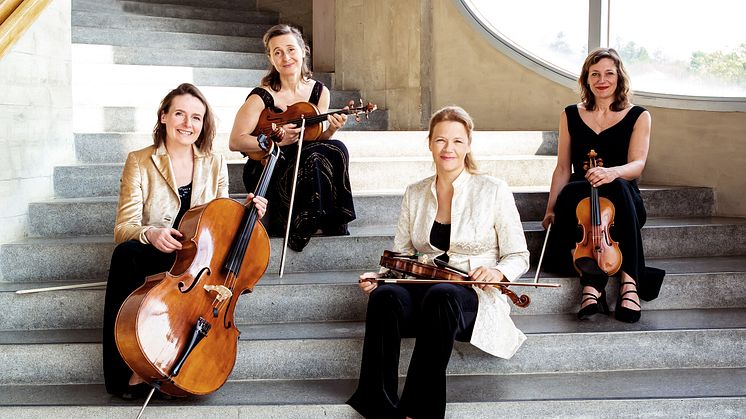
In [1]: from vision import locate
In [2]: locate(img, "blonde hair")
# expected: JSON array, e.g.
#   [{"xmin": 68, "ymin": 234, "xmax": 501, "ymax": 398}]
[{"xmin": 427, "ymin": 105, "xmax": 478, "ymax": 173}]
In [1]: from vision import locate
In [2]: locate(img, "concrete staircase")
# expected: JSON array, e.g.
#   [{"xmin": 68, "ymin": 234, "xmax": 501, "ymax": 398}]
[{"xmin": 1, "ymin": 1, "xmax": 746, "ymax": 417}]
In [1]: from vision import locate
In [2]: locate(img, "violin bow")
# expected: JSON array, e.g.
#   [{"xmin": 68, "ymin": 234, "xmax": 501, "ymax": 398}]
[
  {"xmin": 278, "ymin": 116, "xmax": 306, "ymax": 277},
  {"xmin": 533, "ymin": 223, "xmax": 552, "ymax": 284}
]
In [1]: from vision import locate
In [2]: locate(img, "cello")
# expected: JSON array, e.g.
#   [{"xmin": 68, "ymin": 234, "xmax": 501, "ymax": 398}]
[
  {"xmin": 573, "ymin": 150, "xmax": 622, "ymax": 276},
  {"xmin": 114, "ymin": 134, "xmax": 280, "ymax": 400}
]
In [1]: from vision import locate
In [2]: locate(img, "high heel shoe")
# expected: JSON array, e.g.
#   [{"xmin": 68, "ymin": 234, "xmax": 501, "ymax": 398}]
[
  {"xmin": 577, "ymin": 289, "xmax": 608, "ymax": 319},
  {"xmin": 615, "ymin": 280, "xmax": 641, "ymax": 323}
]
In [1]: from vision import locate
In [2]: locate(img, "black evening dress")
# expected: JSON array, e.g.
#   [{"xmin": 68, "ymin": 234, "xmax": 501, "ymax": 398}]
[
  {"xmin": 242, "ymin": 80, "xmax": 356, "ymax": 251},
  {"xmin": 543, "ymin": 104, "xmax": 664, "ymax": 300}
]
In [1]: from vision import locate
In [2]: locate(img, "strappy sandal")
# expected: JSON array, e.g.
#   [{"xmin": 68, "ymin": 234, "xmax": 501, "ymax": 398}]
[
  {"xmin": 615, "ymin": 280, "xmax": 641, "ymax": 323},
  {"xmin": 577, "ymin": 288, "xmax": 608, "ymax": 319}
]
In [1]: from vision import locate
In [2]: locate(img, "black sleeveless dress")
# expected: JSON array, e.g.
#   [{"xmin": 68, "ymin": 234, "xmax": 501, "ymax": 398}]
[
  {"xmin": 242, "ymin": 80, "xmax": 356, "ymax": 251},
  {"xmin": 544, "ymin": 104, "xmax": 664, "ymax": 300}
]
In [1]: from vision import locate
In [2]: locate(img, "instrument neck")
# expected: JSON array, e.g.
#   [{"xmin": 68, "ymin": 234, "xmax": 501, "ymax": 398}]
[
  {"xmin": 224, "ymin": 143, "xmax": 280, "ymax": 275},
  {"xmin": 286, "ymin": 108, "xmax": 350, "ymax": 126}
]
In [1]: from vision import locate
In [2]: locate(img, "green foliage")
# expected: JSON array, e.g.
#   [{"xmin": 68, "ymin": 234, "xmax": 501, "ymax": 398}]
[{"xmin": 690, "ymin": 43, "xmax": 746, "ymax": 85}]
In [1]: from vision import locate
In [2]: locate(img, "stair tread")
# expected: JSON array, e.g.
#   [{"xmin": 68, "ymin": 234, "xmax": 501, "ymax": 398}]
[
  {"xmin": 2, "ymin": 308, "xmax": 744, "ymax": 345},
  {"xmin": 8, "ymin": 216, "xmax": 746, "ymax": 244},
  {"xmin": 0, "ymin": 367, "xmax": 744, "ymax": 406},
  {"xmin": 29, "ymin": 184, "xmax": 712, "ymax": 203},
  {"xmin": 2, "ymin": 255, "xmax": 746, "ymax": 292}
]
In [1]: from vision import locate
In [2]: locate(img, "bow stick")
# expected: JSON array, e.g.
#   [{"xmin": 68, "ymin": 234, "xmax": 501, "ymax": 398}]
[
  {"xmin": 533, "ymin": 223, "xmax": 552, "ymax": 284},
  {"xmin": 278, "ymin": 116, "xmax": 306, "ymax": 277},
  {"xmin": 15, "ymin": 281, "xmax": 107, "ymax": 294}
]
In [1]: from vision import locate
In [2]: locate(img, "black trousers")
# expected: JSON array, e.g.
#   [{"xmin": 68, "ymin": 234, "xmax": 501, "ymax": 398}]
[
  {"xmin": 347, "ymin": 283, "xmax": 479, "ymax": 419},
  {"xmin": 102, "ymin": 240, "xmax": 175, "ymax": 396}
]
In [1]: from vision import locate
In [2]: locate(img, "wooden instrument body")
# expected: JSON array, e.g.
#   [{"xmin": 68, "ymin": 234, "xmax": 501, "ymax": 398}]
[{"xmin": 115, "ymin": 198, "xmax": 269, "ymax": 396}]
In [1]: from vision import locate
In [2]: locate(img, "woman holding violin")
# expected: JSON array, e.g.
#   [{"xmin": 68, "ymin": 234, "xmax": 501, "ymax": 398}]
[
  {"xmin": 229, "ymin": 24, "xmax": 355, "ymax": 252},
  {"xmin": 102, "ymin": 83, "xmax": 267, "ymax": 399},
  {"xmin": 347, "ymin": 106, "xmax": 530, "ymax": 419},
  {"xmin": 542, "ymin": 48, "xmax": 664, "ymax": 323}
]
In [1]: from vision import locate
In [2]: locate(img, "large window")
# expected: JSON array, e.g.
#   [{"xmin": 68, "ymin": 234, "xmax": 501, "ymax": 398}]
[{"xmin": 459, "ymin": 0, "xmax": 746, "ymax": 109}]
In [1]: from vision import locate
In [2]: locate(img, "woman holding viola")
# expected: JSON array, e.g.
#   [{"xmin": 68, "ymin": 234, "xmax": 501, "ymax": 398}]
[
  {"xmin": 347, "ymin": 106, "xmax": 530, "ymax": 419},
  {"xmin": 229, "ymin": 24, "xmax": 355, "ymax": 252},
  {"xmin": 542, "ymin": 48, "xmax": 665, "ymax": 323}
]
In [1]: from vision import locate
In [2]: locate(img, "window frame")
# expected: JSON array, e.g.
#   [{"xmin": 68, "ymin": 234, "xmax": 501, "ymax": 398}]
[{"xmin": 455, "ymin": 0, "xmax": 746, "ymax": 112}]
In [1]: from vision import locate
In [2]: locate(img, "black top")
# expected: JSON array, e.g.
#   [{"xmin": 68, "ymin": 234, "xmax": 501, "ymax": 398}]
[
  {"xmin": 565, "ymin": 104, "xmax": 646, "ymax": 181},
  {"xmin": 173, "ymin": 183, "xmax": 192, "ymax": 227},
  {"xmin": 247, "ymin": 80, "xmax": 324, "ymax": 110},
  {"xmin": 430, "ymin": 220, "xmax": 451, "ymax": 252}
]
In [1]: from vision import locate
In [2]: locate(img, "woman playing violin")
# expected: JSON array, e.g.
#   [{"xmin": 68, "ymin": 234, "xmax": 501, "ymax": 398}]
[
  {"xmin": 229, "ymin": 24, "xmax": 355, "ymax": 251},
  {"xmin": 102, "ymin": 83, "xmax": 267, "ymax": 399},
  {"xmin": 347, "ymin": 106, "xmax": 530, "ymax": 419},
  {"xmin": 542, "ymin": 48, "xmax": 665, "ymax": 323}
]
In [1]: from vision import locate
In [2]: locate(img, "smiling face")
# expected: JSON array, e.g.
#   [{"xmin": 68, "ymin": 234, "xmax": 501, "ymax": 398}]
[
  {"xmin": 159, "ymin": 94, "xmax": 205, "ymax": 148},
  {"xmin": 586, "ymin": 57, "xmax": 619, "ymax": 102},
  {"xmin": 267, "ymin": 33, "xmax": 305, "ymax": 78},
  {"xmin": 429, "ymin": 120, "xmax": 472, "ymax": 175}
]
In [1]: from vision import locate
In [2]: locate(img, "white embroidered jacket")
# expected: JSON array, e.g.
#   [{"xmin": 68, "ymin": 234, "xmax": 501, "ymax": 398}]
[{"xmin": 392, "ymin": 170, "xmax": 530, "ymax": 358}]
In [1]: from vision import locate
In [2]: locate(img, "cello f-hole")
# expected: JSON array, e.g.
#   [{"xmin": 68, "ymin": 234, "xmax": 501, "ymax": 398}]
[{"xmin": 178, "ymin": 266, "xmax": 211, "ymax": 293}]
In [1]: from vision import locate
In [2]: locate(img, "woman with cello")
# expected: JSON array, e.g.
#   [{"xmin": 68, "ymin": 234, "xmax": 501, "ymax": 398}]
[
  {"xmin": 102, "ymin": 83, "xmax": 267, "ymax": 399},
  {"xmin": 229, "ymin": 24, "xmax": 355, "ymax": 252},
  {"xmin": 347, "ymin": 106, "xmax": 530, "ymax": 419},
  {"xmin": 542, "ymin": 48, "xmax": 665, "ymax": 323}
]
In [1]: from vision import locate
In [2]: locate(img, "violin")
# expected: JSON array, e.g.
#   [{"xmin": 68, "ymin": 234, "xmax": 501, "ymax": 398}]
[
  {"xmin": 372, "ymin": 251, "xmax": 563, "ymax": 308},
  {"xmin": 573, "ymin": 150, "xmax": 622, "ymax": 276},
  {"xmin": 115, "ymin": 134, "xmax": 280, "ymax": 398},
  {"xmin": 251, "ymin": 99, "xmax": 376, "ymax": 141}
]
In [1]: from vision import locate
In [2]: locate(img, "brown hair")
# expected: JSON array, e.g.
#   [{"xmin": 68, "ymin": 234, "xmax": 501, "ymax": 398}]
[
  {"xmin": 428, "ymin": 106, "xmax": 478, "ymax": 173},
  {"xmin": 261, "ymin": 24, "xmax": 312, "ymax": 91},
  {"xmin": 153, "ymin": 83, "xmax": 216, "ymax": 152},
  {"xmin": 579, "ymin": 48, "xmax": 631, "ymax": 111}
]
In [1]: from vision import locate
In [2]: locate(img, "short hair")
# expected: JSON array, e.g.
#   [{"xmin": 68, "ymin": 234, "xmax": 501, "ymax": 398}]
[
  {"xmin": 152, "ymin": 83, "xmax": 216, "ymax": 152},
  {"xmin": 261, "ymin": 24, "xmax": 312, "ymax": 91},
  {"xmin": 579, "ymin": 48, "xmax": 631, "ymax": 111},
  {"xmin": 427, "ymin": 105, "xmax": 478, "ymax": 173}
]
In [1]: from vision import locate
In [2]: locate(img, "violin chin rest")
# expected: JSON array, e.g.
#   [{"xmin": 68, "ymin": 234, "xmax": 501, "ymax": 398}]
[{"xmin": 574, "ymin": 257, "xmax": 606, "ymax": 277}]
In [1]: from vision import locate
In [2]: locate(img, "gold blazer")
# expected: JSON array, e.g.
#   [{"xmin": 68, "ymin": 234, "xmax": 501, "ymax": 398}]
[{"xmin": 114, "ymin": 144, "xmax": 229, "ymax": 244}]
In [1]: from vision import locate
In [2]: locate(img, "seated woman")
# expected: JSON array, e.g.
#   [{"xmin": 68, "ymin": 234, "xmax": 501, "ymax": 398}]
[
  {"xmin": 229, "ymin": 24, "xmax": 355, "ymax": 252},
  {"xmin": 347, "ymin": 106, "xmax": 530, "ymax": 419},
  {"xmin": 541, "ymin": 48, "xmax": 665, "ymax": 323},
  {"xmin": 102, "ymin": 83, "xmax": 267, "ymax": 399}
]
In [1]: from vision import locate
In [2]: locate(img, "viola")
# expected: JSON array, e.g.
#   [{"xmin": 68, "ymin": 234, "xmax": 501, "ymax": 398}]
[
  {"xmin": 573, "ymin": 150, "xmax": 623, "ymax": 276},
  {"xmin": 372, "ymin": 251, "xmax": 564, "ymax": 308},
  {"xmin": 115, "ymin": 134, "xmax": 280, "ymax": 398},
  {"xmin": 251, "ymin": 99, "xmax": 376, "ymax": 141}
]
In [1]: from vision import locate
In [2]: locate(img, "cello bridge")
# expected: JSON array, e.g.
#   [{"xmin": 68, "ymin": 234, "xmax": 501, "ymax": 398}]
[{"xmin": 203, "ymin": 284, "xmax": 233, "ymax": 302}]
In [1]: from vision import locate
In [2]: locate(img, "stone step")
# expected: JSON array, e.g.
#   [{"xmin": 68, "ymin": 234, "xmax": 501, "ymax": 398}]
[
  {"xmin": 73, "ymin": 131, "xmax": 558, "ymax": 163},
  {"xmin": 121, "ymin": 0, "xmax": 260, "ymax": 12},
  {"xmin": 73, "ymin": 0, "xmax": 275, "ymax": 24},
  {"xmin": 2, "ymin": 257, "xmax": 744, "ymax": 330},
  {"xmin": 27, "ymin": 186, "xmax": 714, "ymax": 237},
  {"xmin": 3, "ymin": 218, "xmax": 746, "ymax": 282},
  {"xmin": 51, "ymin": 156, "xmax": 553, "ymax": 199},
  {"xmin": 72, "ymin": 26, "xmax": 265, "ymax": 53},
  {"xmin": 73, "ymin": 10, "xmax": 274, "ymax": 38},
  {"xmin": 0, "ymin": 368, "xmax": 744, "ymax": 418},
  {"xmin": 71, "ymin": 102, "xmax": 388, "ymax": 134},
  {"xmin": 0, "ymin": 309, "xmax": 744, "ymax": 384},
  {"xmin": 73, "ymin": 46, "xmax": 272, "ymax": 79}
]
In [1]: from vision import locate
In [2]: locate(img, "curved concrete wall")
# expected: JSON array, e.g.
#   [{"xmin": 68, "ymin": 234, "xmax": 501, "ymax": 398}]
[{"xmin": 334, "ymin": 0, "xmax": 746, "ymax": 216}]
